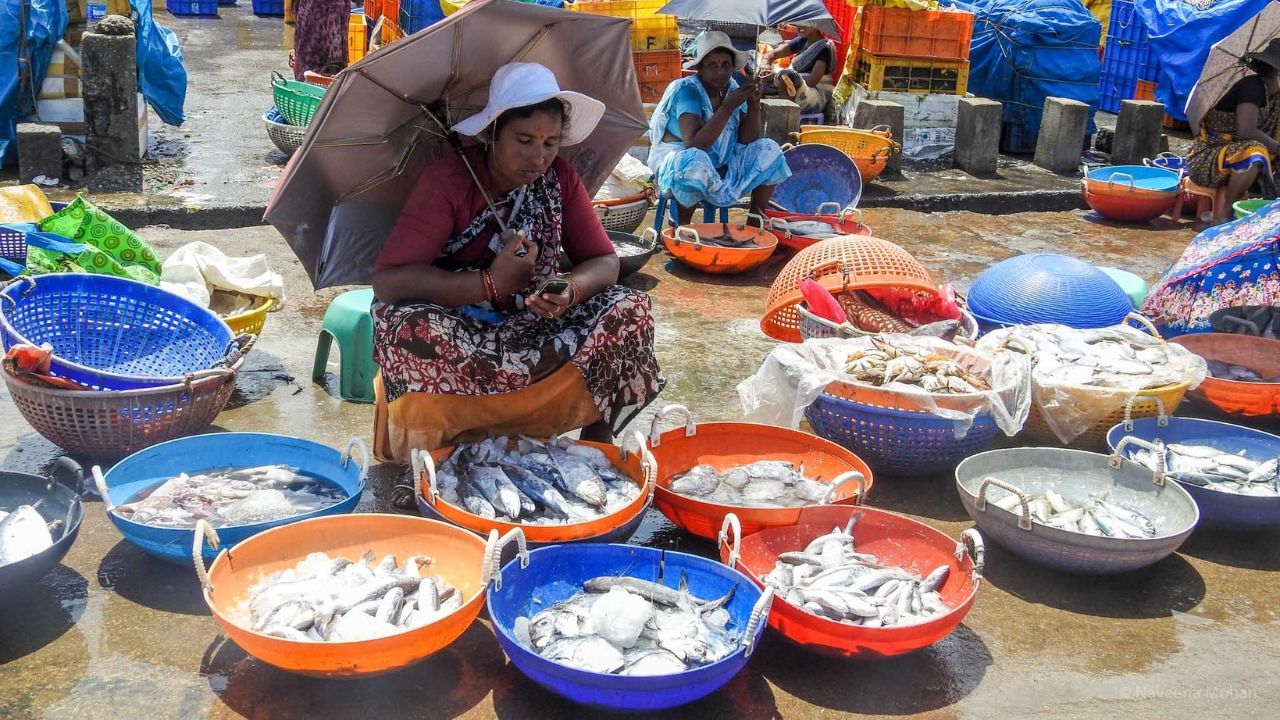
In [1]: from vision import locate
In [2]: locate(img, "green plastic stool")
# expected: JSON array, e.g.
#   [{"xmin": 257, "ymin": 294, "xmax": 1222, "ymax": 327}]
[
  {"xmin": 1099, "ymin": 267, "xmax": 1149, "ymax": 310},
  {"xmin": 313, "ymin": 288, "xmax": 377, "ymax": 404}
]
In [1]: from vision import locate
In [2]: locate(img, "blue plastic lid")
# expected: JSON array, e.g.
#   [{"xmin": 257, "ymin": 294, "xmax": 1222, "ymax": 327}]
[{"xmin": 966, "ymin": 254, "xmax": 1133, "ymax": 328}]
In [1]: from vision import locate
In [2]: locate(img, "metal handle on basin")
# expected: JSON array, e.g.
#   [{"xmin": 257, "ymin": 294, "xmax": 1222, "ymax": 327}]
[
  {"xmin": 673, "ymin": 226, "xmax": 703, "ymax": 247},
  {"xmin": 1126, "ymin": 312, "xmax": 1161, "ymax": 338},
  {"xmin": 976, "ymin": 477, "xmax": 1033, "ymax": 530},
  {"xmin": 639, "ymin": 227, "xmax": 659, "ymax": 252},
  {"xmin": 821, "ymin": 471, "xmax": 866, "ymax": 505},
  {"xmin": 958, "ymin": 528, "xmax": 985, "ymax": 583},
  {"xmin": 341, "ymin": 437, "xmax": 370, "ymax": 489},
  {"xmin": 412, "ymin": 448, "xmax": 439, "ymax": 507},
  {"xmin": 648, "ymin": 404, "xmax": 696, "ymax": 447},
  {"xmin": 815, "ymin": 201, "xmax": 842, "ymax": 217},
  {"xmin": 741, "ymin": 587, "xmax": 775, "ymax": 658},
  {"xmin": 1105, "ymin": 172, "xmax": 1136, "ymax": 191}
]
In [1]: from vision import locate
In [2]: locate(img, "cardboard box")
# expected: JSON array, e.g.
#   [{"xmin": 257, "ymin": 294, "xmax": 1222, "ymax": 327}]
[{"xmin": 36, "ymin": 94, "xmax": 149, "ymax": 154}]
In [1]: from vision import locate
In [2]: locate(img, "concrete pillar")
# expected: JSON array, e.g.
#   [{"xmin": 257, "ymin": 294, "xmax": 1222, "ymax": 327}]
[
  {"xmin": 1111, "ymin": 100, "xmax": 1165, "ymax": 165},
  {"xmin": 16, "ymin": 123, "xmax": 63, "ymax": 183},
  {"xmin": 1033, "ymin": 97, "xmax": 1090, "ymax": 174},
  {"xmin": 82, "ymin": 16, "xmax": 142, "ymax": 192},
  {"xmin": 954, "ymin": 97, "xmax": 1001, "ymax": 175},
  {"xmin": 851, "ymin": 99, "xmax": 904, "ymax": 175},
  {"xmin": 760, "ymin": 99, "xmax": 800, "ymax": 149}
]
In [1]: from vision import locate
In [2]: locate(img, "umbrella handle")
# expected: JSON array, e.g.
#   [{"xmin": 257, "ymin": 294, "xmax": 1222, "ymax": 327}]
[
  {"xmin": 341, "ymin": 437, "xmax": 370, "ymax": 491},
  {"xmin": 976, "ymin": 477, "xmax": 1033, "ymax": 530},
  {"xmin": 741, "ymin": 587, "xmax": 774, "ymax": 658},
  {"xmin": 91, "ymin": 465, "xmax": 114, "ymax": 511},
  {"xmin": 718, "ymin": 513, "xmax": 742, "ymax": 569},
  {"xmin": 821, "ymin": 471, "xmax": 866, "ymax": 505},
  {"xmin": 192, "ymin": 519, "xmax": 220, "ymax": 593},
  {"xmin": 957, "ymin": 529, "xmax": 985, "ymax": 584},
  {"xmin": 486, "ymin": 528, "xmax": 529, "ymax": 592},
  {"xmin": 412, "ymin": 448, "xmax": 439, "ymax": 507},
  {"xmin": 1105, "ymin": 172, "xmax": 1135, "ymax": 191},
  {"xmin": 648, "ymin": 403, "xmax": 696, "ymax": 447}
]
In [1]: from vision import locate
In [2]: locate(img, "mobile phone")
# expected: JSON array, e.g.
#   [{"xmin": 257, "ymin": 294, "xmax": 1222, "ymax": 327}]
[{"xmin": 538, "ymin": 278, "xmax": 570, "ymax": 296}]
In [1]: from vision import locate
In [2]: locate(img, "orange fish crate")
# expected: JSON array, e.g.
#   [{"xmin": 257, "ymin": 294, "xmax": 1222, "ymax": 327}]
[
  {"xmin": 383, "ymin": 0, "xmax": 400, "ymax": 26},
  {"xmin": 363, "ymin": 0, "xmax": 380, "ymax": 21},
  {"xmin": 859, "ymin": 6, "xmax": 974, "ymax": 62},
  {"xmin": 634, "ymin": 49, "xmax": 680, "ymax": 104},
  {"xmin": 1135, "ymin": 80, "xmax": 1189, "ymax": 129},
  {"xmin": 381, "ymin": 18, "xmax": 405, "ymax": 45}
]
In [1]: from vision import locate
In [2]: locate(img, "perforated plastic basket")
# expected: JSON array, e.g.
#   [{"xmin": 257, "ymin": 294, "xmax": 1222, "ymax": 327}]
[
  {"xmin": 271, "ymin": 71, "xmax": 326, "ymax": 127},
  {"xmin": 965, "ymin": 254, "xmax": 1133, "ymax": 329}
]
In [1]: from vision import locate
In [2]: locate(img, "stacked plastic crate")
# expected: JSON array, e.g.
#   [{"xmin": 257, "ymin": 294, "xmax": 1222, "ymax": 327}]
[
  {"xmin": 852, "ymin": 5, "xmax": 974, "ymax": 96},
  {"xmin": 568, "ymin": 1, "xmax": 680, "ymax": 104},
  {"xmin": 1098, "ymin": 0, "xmax": 1158, "ymax": 113}
]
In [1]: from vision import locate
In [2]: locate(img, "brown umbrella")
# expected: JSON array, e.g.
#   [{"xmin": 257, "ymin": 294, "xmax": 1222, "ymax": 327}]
[
  {"xmin": 265, "ymin": 0, "xmax": 648, "ymax": 289},
  {"xmin": 1184, "ymin": 1, "xmax": 1280, "ymax": 134}
]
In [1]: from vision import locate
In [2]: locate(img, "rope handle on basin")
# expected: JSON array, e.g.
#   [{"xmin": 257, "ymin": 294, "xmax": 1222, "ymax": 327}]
[
  {"xmin": 50, "ymin": 456, "xmax": 86, "ymax": 499},
  {"xmin": 0, "ymin": 275, "xmax": 36, "ymax": 306},
  {"xmin": 216, "ymin": 333, "xmax": 257, "ymax": 369},
  {"xmin": 341, "ymin": 437, "xmax": 370, "ymax": 489},
  {"xmin": 487, "ymin": 528, "xmax": 529, "ymax": 592},
  {"xmin": 1123, "ymin": 395, "xmax": 1168, "ymax": 431},
  {"xmin": 741, "ymin": 587, "xmax": 774, "ymax": 658},
  {"xmin": 718, "ymin": 513, "xmax": 742, "ymax": 569},
  {"xmin": 976, "ymin": 477, "xmax": 1033, "ymax": 530},
  {"xmin": 412, "ymin": 448, "xmax": 439, "ymax": 507},
  {"xmin": 673, "ymin": 226, "xmax": 703, "ymax": 247},
  {"xmin": 1126, "ymin": 312, "xmax": 1161, "ymax": 339},
  {"xmin": 639, "ymin": 227, "xmax": 659, "ymax": 252},
  {"xmin": 192, "ymin": 519, "xmax": 220, "ymax": 592},
  {"xmin": 957, "ymin": 529, "xmax": 985, "ymax": 585},
  {"xmin": 90, "ymin": 465, "xmax": 115, "ymax": 512},
  {"xmin": 648, "ymin": 404, "xmax": 696, "ymax": 447},
  {"xmin": 1111, "ymin": 436, "xmax": 1166, "ymax": 486},
  {"xmin": 820, "ymin": 471, "xmax": 866, "ymax": 505}
]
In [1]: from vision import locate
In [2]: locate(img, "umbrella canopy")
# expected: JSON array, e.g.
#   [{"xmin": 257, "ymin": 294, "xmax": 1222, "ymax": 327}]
[
  {"xmin": 265, "ymin": 0, "xmax": 648, "ymax": 289},
  {"xmin": 657, "ymin": 0, "xmax": 841, "ymax": 39},
  {"xmin": 1184, "ymin": 0, "xmax": 1280, "ymax": 133}
]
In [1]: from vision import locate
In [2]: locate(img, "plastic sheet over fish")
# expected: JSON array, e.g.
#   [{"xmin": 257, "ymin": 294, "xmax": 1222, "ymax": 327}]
[
  {"xmin": 436, "ymin": 437, "xmax": 642, "ymax": 525},
  {"xmin": 1128, "ymin": 440, "xmax": 1280, "ymax": 497},
  {"xmin": 761, "ymin": 519, "xmax": 953, "ymax": 627},
  {"xmin": 113, "ymin": 465, "xmax": 348, "ymax": 529},
  {"xmin": 668, "ymin": 461, "xmax": 855, "ymax": 508},
  {"xmin": 237, "ymin": 550, "xmax": 462, "ymax": 643},
  {"xmin": 512, "ymin": 574, "xmax": 740, "ymax": 676},
  {"xmin": 0, "ymin": 505, "xmax": 54, "ymax": 567}
]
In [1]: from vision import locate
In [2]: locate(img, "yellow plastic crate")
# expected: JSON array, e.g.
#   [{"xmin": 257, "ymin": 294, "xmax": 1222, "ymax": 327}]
[
  {"xmin": 631, "ymin": 16, "xmax": 678, "ymax": 51},
  {"xmin": 349, "ymin": 12, "xmax": 368, "ymax": 64},
  {"xmin": 568, "ymin": 0, "xmax": 668, "ymax": 19},
  {"xmin": 852, "ymin": 49, "xmax": 969, "ymax": 95}
]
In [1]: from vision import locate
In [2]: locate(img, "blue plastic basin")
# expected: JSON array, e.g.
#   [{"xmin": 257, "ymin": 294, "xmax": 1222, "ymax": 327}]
[
  {"xmin": 966, "ymin": 253, "xmax": 1133, "ymax": 328},
  {"xmin": 1085, "ymin": 165, "xmax": 1181, "ymax": 194},
  {"xmin": 773, "ymin": 143, "xmax": 863, "ymax": 214}
]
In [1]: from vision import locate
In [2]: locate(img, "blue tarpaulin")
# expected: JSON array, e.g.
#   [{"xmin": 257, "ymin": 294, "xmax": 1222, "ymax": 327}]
[
  {"xmin": 1137, "ymin": 0, "xmax": 1271, "ymax": 122},
  {"xmin": 131, "ymin": 0, "xmax": 187, "ymax": 126},
  {"xmin": 0, "ymin": 0, "xmax": 67, "ymax": 162},
  {"xmin": 949, "ymin": 0, "xmax": 1102, "ymax": 153}
]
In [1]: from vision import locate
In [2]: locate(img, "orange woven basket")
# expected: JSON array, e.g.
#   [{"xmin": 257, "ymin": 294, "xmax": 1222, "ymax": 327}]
[
  {"xmin": 1170, "ymin": 333, "xmax": 1280, "ymax": 418},
  {"xmin": 761, "ymin": 235, "xmax": 939, "ymax": 342}
]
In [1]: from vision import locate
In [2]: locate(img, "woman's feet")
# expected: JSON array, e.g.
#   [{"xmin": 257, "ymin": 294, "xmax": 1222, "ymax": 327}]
[{"xmin": 579, "ymin": 420, "xmax": 614, "ymax": 444}]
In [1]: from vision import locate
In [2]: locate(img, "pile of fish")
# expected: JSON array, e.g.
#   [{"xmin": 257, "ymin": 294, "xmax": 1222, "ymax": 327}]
[
  {"xmin": 668, "ymin": 461, "xmax": 844, "ymax": 508},
  {"xmin": 834, "ymin": 292, "xmax": 967, "ymax": 341},
  {"xmin": 1129, "ymin": 441, "xmax": 1279, "ymax": 496},
  {"xmin": 208, "ymin": 290, "xmax": 259, "ymax": 318},
  {"xmin": 769, "ymin": 218, "xmax": 843, "ymax": 241},
  {"xmin": 0, "ymin": 505, "xmax": 54, "ymax": 568},
  {"xmin": 762, "ymin": 520, "xmax": 951, "ymax": 627},
  {"xmin": 677, "ymin": 223, "xmax": 762, "ymax": 248},
  {"xmin": 843, "ymin": 336, "xmax": 991, "ymax": 394},
  {"xmin": 114, "ymin": 465, "xmax": 347, "ymax": 529},
  {"xmin": 982, "ymin": 324, "xmax": 1191, "ymax": 390},
  {"xmin": 437, "ymin": 437, "xmax": 640, "ymax": 524},
  {"xmin": 513, "ymin": 574, "xmax": 740, "ymax": 675},
  {"xmin": 1206, "ymin": 360, "xmax": 1280, "ymax": 383},
  {"xmin": 988, "ymin": 488, "xmax": 1158, "ymax": 539},
  {"xmin": 238, "ymin": 551, "xmax": 462, "ymax": 642}
]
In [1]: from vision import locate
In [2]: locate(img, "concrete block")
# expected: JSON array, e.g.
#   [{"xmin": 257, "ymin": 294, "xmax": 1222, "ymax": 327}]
[
  {"xmin": 16, "ymin": 123, "xmax": 63, "ymax": 183},
  {"xmin": 82, "ymin": 17, "xmax": 142, "ymax": 191},
  {"xmin": 1033, "ymin": 97, "xmax": 1090, "ymax": 174},
  {"xmin": 954, "ymin": 97, "xmax": 1001, "ymax": 175},
  {"xmin": 849, "ymin": 86, "xmax": 960, "ymax": 129},
  {"xmin": 852, "ymin": 99, "xmax": 904, "ymax": 174},
  {"xmin": 760, "ymin": 98, "xmax": 800, "ymax": 148},
  {"xmin": 1111, "ymin": 100, "xmax": 1165, "ymax": 165}
]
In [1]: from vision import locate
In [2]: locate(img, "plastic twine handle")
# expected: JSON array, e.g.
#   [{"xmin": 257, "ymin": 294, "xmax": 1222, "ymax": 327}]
[
  {"xmin": 741, "ymin": 587, "xmax": 775, "ymax": 658},
  {"xmin": 341, "ymin": 437, "xmax": 370, "ymax": 490},
  {"xmin": 1111, "ymin": 436, "xmax": 1166, "ymax": 486},
  {"xmin": 976, "ymin": 477, "xmax": 1033, "ymax": 530},
  {"xmin": 648, "ymin": 404, "xmax": 695, "ymax": 447},
  {"xmin": 192, "ymin": 519, "xmax": 220, "ymax": 592},
  {"xmin": 488, "ymin": 528, "xmax": 529, "ymax": 592},
  {"xmin": 91, "ymin": 465, "xmax": 114, "ymax": 511},
  {"xmin": 958, "ymin": 529, "xmax": 985, "ymax": 584},
  {"xmin": 639, "ymin": 227, "xmax": 659, "ymax": 252},
  {"xmin": 718, "ymin": 513, "xmax": 742, "ymax": 569},
  {"xmin": 1123, "ymin": 395, "xmax": 1168, "ymax": 431},
  {"xmin": 1126, "ymin": 312, "xmax": 1161, "ymax": 338},
  {"xmin": 271, "ymin": 70, "xmax": 288, "ymax": 89},
  {"xmin": 412, "ymin": 448, "xmax": 438, "ymax": 507},
  {"xmin": 820, "ymin": 471, "xmax": 866, "ymax": 505}
]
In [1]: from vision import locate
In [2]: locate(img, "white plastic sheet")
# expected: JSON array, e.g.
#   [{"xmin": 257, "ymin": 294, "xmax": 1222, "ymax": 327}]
[{"xmin": 160, "ymin": 241, "xmax": 287, "ymax": 311}]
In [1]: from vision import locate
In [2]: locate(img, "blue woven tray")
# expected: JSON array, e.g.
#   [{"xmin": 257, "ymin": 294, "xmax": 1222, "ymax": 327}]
[{"xmin": 966, "ymin": 253, "xmax": 1133, "ymax": 329}]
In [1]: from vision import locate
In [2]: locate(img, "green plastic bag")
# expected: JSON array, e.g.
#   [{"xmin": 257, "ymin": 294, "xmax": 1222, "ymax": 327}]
[{"xmin": 31, "ymin": 196, "xmax": 162, "ymax": 284}]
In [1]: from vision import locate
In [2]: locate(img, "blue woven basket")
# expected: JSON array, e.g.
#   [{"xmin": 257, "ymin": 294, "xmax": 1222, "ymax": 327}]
[
  {"xmin": 0, "ymin": 274, "xmax": 240, "ymax": 391},
  {"xmin": 966, "ymin": 253, "xmax": 1133, "ymax": 329},
  {"xmin": 805, "ymin": 390, "xmax": 1003, "ymax": 477}
]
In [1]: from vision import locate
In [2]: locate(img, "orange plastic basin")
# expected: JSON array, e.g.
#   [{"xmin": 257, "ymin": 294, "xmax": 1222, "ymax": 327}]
[
  {"xmin": 718, "ymin": 505, "xmax": 984, "ymax": 659},
  {"xmin": 647, "ymin": 405, "xmax": 874, "ymax": 540},
  {"xmin": 418, "ymin": 438, "xmax": 655, "ymax": 544},
  {"xmin": 764, "ymin": 208, "xmax": 874, "ymax": 252},
  {"xmin": 1170, "ymin": 333, "xmax": 1280, "ymax": 418},
  {"xmin": 197, "ymin": 514, "xmax": 491, "ymax": 678},
  {"xmin": 661, "ymin": 220, "xmax": 779, "ymax": 274}
]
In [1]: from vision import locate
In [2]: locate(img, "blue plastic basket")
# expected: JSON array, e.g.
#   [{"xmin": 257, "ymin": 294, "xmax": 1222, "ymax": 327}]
[
  {"xmin": 773, "ymin": 143, "xmax": 863, "ymax": 214},
  {"xmin": 1106, "ymin": 417, "xmax": 1280, "ymax": 530},
  {"xmin": 0, "ymin": 273, "xmax": 240, "ymax": 391},
  {"xmin": 400, "ymin": 0, "xmax": 445, "ymax": 33},
  {"xmin": 251, "ymin": 0, "xmax": 284, "ymax": 16},
  {"xmin": 99, "ymin": 434, "xmax": 368, "ymax": 564},
  {"xmin": 0, "ymin": 201, "xmax": 67, "ymax": 268},
  {"xmin": 965, "ymin": 254, "xmax": 1134, "ymax": 329},
  {"xmin": 167, "ymin": 0, "xmax": 220, "ymax": 16},
  {"xmin": 486, "ymin": 543, "xmax": 769, "ymax": 711},
  {"xmin": 805, "ymin": 390, "xmax": 1003, "ymax": 477}
]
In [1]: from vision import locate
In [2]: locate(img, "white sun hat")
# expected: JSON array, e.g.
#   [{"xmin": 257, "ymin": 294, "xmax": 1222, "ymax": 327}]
[
  {"xmin": 452, "ymin": 62, "xmax": 606, "ymax": 146},
  {"xmin": 683, "ymin": 30, "xmax": 752, "ymax": 72}
]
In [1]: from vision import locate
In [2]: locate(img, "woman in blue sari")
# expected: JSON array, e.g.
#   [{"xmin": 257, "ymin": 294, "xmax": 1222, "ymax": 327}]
[{"xmin": 647, "ymin": 31, "xmax": 792, "ymax": 225}]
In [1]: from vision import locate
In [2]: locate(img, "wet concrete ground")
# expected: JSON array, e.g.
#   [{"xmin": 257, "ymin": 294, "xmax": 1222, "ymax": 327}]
[{"xmin": 3, "ymin": 207, "xmax": 1277, "ymax": 719}]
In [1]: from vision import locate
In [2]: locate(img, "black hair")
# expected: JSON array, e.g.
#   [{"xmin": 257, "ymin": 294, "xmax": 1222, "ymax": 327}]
[
  {"xmin": 1247, "ymin": 57, "xmax": 1279, "ymax": 77},
  {"xmin": 492, "ymin": 97, "xmax": 570, "ymax": 139}
]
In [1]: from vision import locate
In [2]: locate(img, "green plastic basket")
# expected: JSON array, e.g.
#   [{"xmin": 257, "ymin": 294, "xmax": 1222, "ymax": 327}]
[
  {"xmin": 1233, "ymin": 198, "xmax": 1269, "ymax": 220},
  {"xmin": 271, "ymin": 71, "xmax": 326, "ymax": 127}
]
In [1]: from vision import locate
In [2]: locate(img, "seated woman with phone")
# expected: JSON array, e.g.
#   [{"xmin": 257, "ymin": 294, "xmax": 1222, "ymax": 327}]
[{"xmin": 370, "ymin": 63, "xmax": 665, "ymax": 461}]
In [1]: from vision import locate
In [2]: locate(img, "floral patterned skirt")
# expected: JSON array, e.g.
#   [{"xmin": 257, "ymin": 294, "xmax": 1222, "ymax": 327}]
[{"xmin": 373, "ymin": 286, "xmax": 665, "ymax": 432}]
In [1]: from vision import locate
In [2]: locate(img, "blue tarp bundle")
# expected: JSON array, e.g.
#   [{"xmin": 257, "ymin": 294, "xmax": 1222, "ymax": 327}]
[
  {"xmin": 132, "ymin": 0, "xmax": 187, "ymax": 127},
  {"xmin": 1137, "ymin": 0, "xmax": 1272, "ymax": 123},
  {"xmin": 948, "ymin": 0, "xmax": 1102, "ymax": 153},
  {"xmin": 0, "ymin": 0, "xmax": 67, "ymax": 162}
]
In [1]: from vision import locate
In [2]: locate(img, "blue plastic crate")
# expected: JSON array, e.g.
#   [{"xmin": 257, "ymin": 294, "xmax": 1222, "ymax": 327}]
[
  {"xmin": 1102, "ymin": 37, "xmax": 1152, "ymax": 83},
  {"xmin": 1000, "ymin": 113, "xmax": 1036, "ymax": 155},
  {"xmin": 400, "ymin": 0, "xmax": 445, "ymax": 34},
  {"xmin": 1107, "ymin": 0, "xmax": 1147, "ymax": 45},
  {"xmin": 167, "ymin": 0, "xmax": 219, "ymax": 15},
  {"xmin": 252, "ymin": 0, "xmax": 284, "ymax": 16},
  {"xmin": 1140, "ymin": 54, "xmax": 1160, "ymax": 83},
  {"xmin": 217, "ymin": 0, "xmax": 236, "ymax": 6},
  {"xmin": 1099, "ymin": 71, "xmax": 1139, "ymax": 113}
]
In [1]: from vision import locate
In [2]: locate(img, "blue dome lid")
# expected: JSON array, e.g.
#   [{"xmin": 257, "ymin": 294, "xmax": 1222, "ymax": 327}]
[{"xmin": 966, "ymin": 254, "xmax": 1133, "ymax": 328}]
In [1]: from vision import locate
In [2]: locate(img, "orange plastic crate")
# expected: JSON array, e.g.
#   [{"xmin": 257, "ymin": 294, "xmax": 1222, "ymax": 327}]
[
  {"xmin": 859, "ymin": 6, "xmax": 974, "ymax": 62},
  {"xmin": 383, "ymin": 0, "xmax": 400, "ymax": 26},
  {"xmin": 363, "ymin": 0, "xmax": 379, "ymax": 20},
  {"xmin": 1135, "ymin": 80, "xmax": 1187, "ymax": 128},
  {"xmin": 381, "ymin": 18, "xmax": 404, "ymax": 45},
  {"xmin": 634, "ymin": 49, "xmax": 680, "ymax": 104}
]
